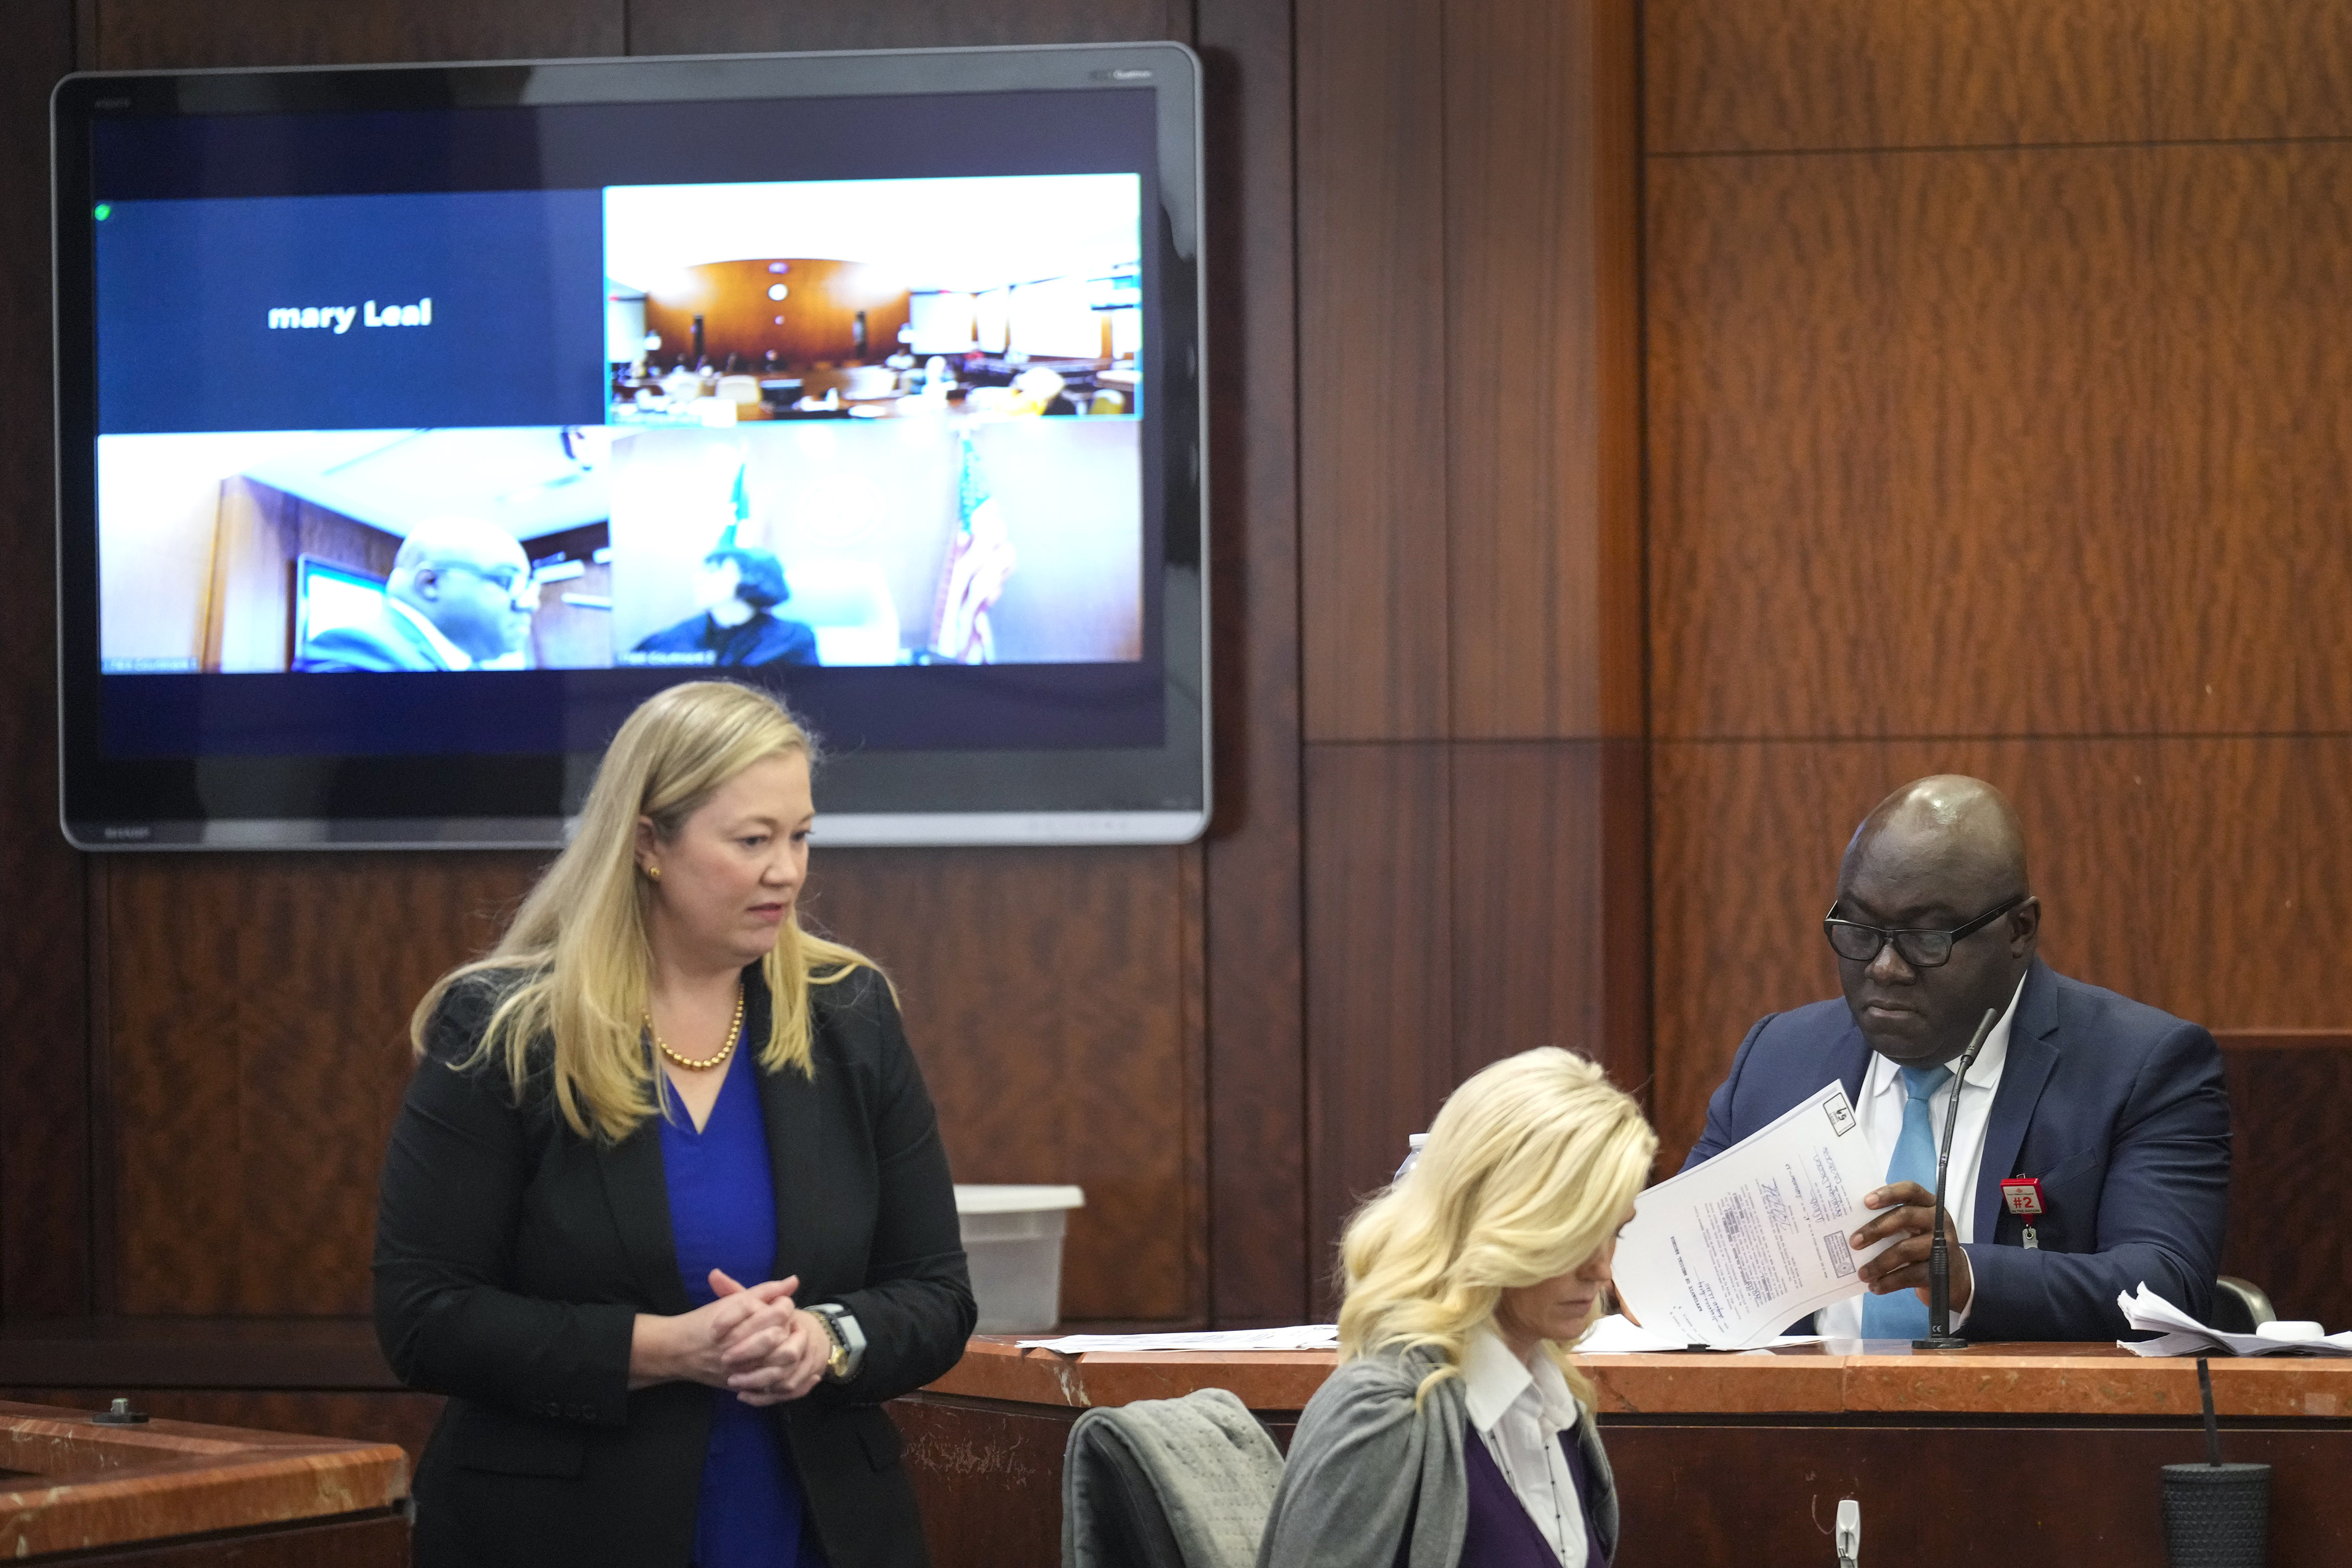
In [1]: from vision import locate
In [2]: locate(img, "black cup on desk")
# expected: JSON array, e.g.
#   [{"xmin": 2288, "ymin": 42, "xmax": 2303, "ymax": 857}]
[
  {"xmin": 2161, "ymin": 1462, "xmax": 2269, "ymax": 1567},
  {"xmin": 2165, "ymin": 1358, "xmax": 2268, "ymax": 1567}
]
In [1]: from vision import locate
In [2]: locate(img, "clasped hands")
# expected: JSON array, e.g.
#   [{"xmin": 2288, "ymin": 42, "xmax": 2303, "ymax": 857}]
[
  {"xmin": 1851, "ymin": 1180, "xmax": 1972, "ymax": 1312},
  {"xmin": 631, "ymin": 1269, "xmax": 833, "ymax": 1405}
]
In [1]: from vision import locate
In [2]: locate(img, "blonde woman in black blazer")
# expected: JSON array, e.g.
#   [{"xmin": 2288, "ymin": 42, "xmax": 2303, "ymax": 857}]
[{"xmin": 374, "ymin": 682, "xmax": 973, "ymax": 1568}]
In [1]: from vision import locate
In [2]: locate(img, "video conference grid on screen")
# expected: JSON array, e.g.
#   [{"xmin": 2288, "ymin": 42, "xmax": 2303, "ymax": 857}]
[{"xmin": 94, "ymin": 174, "xmax": 1147, "ymax": 684}]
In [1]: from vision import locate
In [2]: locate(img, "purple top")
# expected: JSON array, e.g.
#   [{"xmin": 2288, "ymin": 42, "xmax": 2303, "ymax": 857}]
[
  {"xmin": 658, "ymin": 1048, "xmax": 826, "ymax": 1568},
  {"xmin": 1460, "ymin": 1421, "xmax": 1608, "ymax": 1568}
]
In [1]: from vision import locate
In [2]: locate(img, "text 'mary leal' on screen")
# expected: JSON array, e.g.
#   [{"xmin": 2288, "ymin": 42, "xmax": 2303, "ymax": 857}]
[{"xmin": 94, "ymin": 174, "xmax": 1148, "ymax": 684}]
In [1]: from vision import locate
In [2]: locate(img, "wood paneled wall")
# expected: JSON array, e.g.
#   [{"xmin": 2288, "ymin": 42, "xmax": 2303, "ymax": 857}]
[
  {"xmin": 0, "ymin": 0, "xmax": 1304, "ymax": 1345},
  {"xmin": 1294, "ymin": 0, "xmax": 1647, "ymax": 1303},
  {"xmin": 0, "ymin": 0, "xmax": 88, "ymax": 1325},
  {"xmin": 1645, "ymin": 0, "xmax": 2352, "ymax": 1325},
  {"xmin": 7, "ymin": 0, "xmax": 2346, "ymax": 1455}
]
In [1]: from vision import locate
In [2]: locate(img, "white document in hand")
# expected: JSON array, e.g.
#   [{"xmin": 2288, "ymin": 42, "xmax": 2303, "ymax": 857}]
[{"xmin": 1612, "ymin": 1081, "xmax": 1897, "ymax": 1348}]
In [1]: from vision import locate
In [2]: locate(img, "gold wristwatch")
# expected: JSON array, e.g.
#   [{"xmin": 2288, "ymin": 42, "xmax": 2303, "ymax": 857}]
[{"xmin": 808, "ymin": 1303, "xmax": 866, "ymax": 1382}]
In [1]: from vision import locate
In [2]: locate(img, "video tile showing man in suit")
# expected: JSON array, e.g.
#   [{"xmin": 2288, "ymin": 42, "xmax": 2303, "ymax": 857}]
[
  {"xmin": 629, "ymin": 546, "xmax": 818, "ymax": 668},
  {"xmin": 295, "ymin": 515, "xmax": 535, "ymax": 672},
  {"xmin": 1681, "ymin": 774, "xmax": 2230, "ymax": 1342}
]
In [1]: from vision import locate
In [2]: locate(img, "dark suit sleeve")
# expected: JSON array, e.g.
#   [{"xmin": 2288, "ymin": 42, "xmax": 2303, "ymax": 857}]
[
  {"xmin": 818, "ymin": 973, "xmax": 976, "ymax": 1404},
  {"xmin": 372, "ymin": 985, "xmax": 639, "ymax": 1426},
  {"xmin": 1681, "ymin": 1014, "xmax": 1776, "ymax": 1171},
  {"xmin": 632, "ymin": 614, "xmax": 707, "ymax": 654},
  {"xmin": 296, "ymin": 625, "xmax": 413, "ymax": 672},
  {"xmin": 777, "ymin": 619, "xmax": 819, "ymax": 665},
  {"xmin": 1962, "ymin": 1020, "xmax": 2232, "ymax": 1341}
]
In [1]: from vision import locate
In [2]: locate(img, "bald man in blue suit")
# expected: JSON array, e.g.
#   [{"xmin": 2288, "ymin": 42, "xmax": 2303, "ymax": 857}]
[{"xmin": 1684, "ymin": 777, "xmax": 2231, "ymax": 1342}]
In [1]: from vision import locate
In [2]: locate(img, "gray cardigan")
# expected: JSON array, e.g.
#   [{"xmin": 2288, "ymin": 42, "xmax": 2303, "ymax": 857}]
[{"xmin": 1254, "ymin": 1345, "xmax": 1619, "ymax": 1568}]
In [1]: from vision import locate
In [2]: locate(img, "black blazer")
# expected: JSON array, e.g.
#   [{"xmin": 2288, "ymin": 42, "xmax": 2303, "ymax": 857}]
[{"xmin": 373, "ymin": 963, "xmax": 975, "ymax": 1568}]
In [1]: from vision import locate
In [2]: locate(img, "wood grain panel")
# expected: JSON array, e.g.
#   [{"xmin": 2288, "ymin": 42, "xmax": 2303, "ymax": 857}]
[
  {"xmin": 0, "ymin": 0, "xmax": 91, "ymax": 1321},
  {"xmin": 895, "ymin": 1396, "xmax": 1066, "ymax": 1568},
  {"xmin": 1644, "ymin": 0, "xmax": 2154, "ymax": 154},
  {"xmin": 1646, "ymin": 0, "xmax": 2352, "ymax": 155},
  {"xmin": 1596, "ymin": 739, "xmax": 1654, "ymax": 1107},
  {"xmin": 2214, "ymin": 1029, "xmax": 2352, "ymax": 1052},
  {"xmin": 1451, "ymin": 744, "xmax": 1625, "ymax": 1084},
  {"xmin": 109, "ymin": 846, "xmax": 1200, "ymax": 1321},
  {"xmin": 91, "ymin": 0, "xmax": 620, "ymax": 68},
  {"xmin": 2149, "ymin": 0, "xmax": 2352, "ymax": 143},
  {"xmin": 1444, "ymin": 0, "xmax": 1642, "ymax": 740},
  {"xmin": 1651, "ymin": 143, "xmax": 2352, "ymax": 741},
  {"xmin": 2142, "ymin": 143, "xmax": 2352, "ymax": 736},
  {"xmin": 1605, "ymin": 1424, "xmax": 2352, "ymax": 1564},
  {"xmin": 0, "ymin": 1505, "xmax": 406, "ymax": 1568},
  {"xmin": 0, "ymin": 1318, "xmax": 396, "ymax": 1389},
  {"xmin": 106, "ymin": 855, "xmax": 544, "ymax": 1314},
  {"xmin": 1303, "ymin": 744, "xmax": 1451, "ymax": 1309},
  {"xmin": 806, "ymin": 848, "xmax": 1202, "ymax": 1323},
  {"xmin": 1197, "ymin": 0, "xmax": 1309, "ymax": 1325},
  {"xmin": 1309, "ymin": 741, "xmax": 1651, "ymax": 1309},
  {"xmin": 2221, "ymin": 1047, "xmax": 2352, "ymax": 1332},
  {"xmin": 0, "ymin": 1400, "xmax": 404, "ymax": 1559},
  {"xmin": 907, "ymin": 1354, "xmax": 2352, "ymax": 1558},
  {"xmin": 930, "ymin": 1335, "xmax": 2352, "ymax": 1417},
  {"xmin": 0, "ymin": 1390, "xmax": 443, "ymax": 1473},
  {"xmin": 1649, "ymin": 148, "xmax": 2162, "ymax": 740},
  {"xmin": 1296, "ymin": 0, "xmax": 1449, "ymax": 741},
  {"xmin": 627, "ymin": 0, "xmax": 1187, "ymax": 55},
  {"xmin": 1650, "ymin": 738, "xmax": 2352, "ymax": 1163}
]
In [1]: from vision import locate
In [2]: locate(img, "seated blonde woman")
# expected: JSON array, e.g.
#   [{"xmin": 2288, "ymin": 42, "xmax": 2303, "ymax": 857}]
[{"xmin": 1256, "ymin": 1048, "xmax": 1655, "ymax": 1568}]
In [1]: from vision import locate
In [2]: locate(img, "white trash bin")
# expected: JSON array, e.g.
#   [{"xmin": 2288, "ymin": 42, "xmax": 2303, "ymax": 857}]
[{"xmin": 954, "ymin": 1185, "xmax": 1085, "ymax": 1333}]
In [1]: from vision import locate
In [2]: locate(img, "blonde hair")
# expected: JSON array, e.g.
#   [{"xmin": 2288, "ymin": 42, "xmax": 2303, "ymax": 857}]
[
  {"xmin": 1335, "ymin": 1047, "xmax": 1655, "ymax": 1406},
  {"xmin": 411, "ymin": 681, "xmax": 874, "ymax": 1142}
]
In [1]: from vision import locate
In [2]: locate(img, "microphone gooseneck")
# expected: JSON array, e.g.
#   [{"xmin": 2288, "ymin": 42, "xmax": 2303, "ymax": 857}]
[{"xmin": 1915, "ymin": 1003, "xmax": 2001, "ymax": 1349}]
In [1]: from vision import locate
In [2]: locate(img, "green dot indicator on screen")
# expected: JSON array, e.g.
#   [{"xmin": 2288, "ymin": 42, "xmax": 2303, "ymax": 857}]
[{"xmin": 93, "ymin": 204, "xmax": 111, "ymax": 220}]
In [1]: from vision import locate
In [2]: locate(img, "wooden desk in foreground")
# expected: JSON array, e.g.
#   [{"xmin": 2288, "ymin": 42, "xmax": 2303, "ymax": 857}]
[
  {"xmin": 0, "ymin": 1400, "xmax": 408, "ymax": 1563},
  {"xmin": 897, "ymin": 1338, "xmax": 2352, "ymax": 1567}
]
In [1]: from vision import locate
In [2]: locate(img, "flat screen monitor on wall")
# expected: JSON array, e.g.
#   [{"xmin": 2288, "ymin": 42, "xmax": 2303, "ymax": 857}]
[{"xmin": 53, "ymin": 43, "xmax": 1207, "ymax": 849}]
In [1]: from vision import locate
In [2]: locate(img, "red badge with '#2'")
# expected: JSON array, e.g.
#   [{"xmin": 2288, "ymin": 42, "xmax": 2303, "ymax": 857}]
[{"xmin": 2001, "ymin": 1177, "xmax": 2048, "ymax": 1248}]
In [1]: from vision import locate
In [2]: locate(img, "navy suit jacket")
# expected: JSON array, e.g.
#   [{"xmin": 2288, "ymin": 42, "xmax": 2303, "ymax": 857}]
[{"xmin": 1681, "ymin": 958, "xmax": 2231, "ymax": 1341}]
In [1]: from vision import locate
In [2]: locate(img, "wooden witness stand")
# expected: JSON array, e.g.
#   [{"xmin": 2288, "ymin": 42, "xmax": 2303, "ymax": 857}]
[
  {"xmin": 0, "ymin": 1400, "xmax": 407, "ymax": 1563},
  {"xmin": 897, "ymin": 1337, "xmax": 2352, "ymax": 1566}
]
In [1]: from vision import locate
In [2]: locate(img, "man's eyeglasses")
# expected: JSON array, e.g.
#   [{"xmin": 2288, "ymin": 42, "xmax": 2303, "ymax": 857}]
[
  {"xmin": 1822, "ymin": 892, "xmax": 2028, "ymax": 970},
  {"xmin": 440, "ymin": 561, "xmax": 536, "ymax": 605}
]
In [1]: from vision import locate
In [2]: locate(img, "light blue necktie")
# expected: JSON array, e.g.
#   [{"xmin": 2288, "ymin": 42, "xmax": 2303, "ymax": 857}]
[{"xmin": 1859, "ymin": 1064, "xmax": 1954, "ymax": 1341}]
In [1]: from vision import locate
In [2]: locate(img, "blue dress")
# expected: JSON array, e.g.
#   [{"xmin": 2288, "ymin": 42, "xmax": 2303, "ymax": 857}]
[{"xmin": 659, "ymin": 1049, "xmax": 827, "ymax": 1568}]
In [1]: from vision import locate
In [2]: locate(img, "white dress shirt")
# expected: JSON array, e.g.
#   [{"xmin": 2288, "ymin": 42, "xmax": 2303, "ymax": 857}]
[
  {"xmin": 1462, "ymin": 1324, "xmax": 1588, "ymax": 1568},
  {"xmin": 1816, "ymin": 971, "xmax": 2027, "ymax": 1340}
]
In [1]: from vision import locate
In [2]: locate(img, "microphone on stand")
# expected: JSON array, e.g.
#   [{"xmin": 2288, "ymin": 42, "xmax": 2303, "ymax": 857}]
[{"xmin": 1914, "ymin": 1004, "xmax": 2001, "ymax": 1350}]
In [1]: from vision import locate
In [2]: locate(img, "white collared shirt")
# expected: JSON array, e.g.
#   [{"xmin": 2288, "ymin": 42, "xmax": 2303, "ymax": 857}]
[
  {"xmin": 1817, "ymin": 971, "xmax": 2027, "ymax": 1340},
  {"xmin": 385, "ymin": 595, "xmax": 474, "ymax": 671},
  {"xmin": 1462, "ymin": 1324, "xmax": 1588, "ymax": 1568}
]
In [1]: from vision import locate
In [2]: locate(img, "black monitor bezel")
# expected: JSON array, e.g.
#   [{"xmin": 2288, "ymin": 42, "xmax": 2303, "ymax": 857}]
[{"xmin": 52, "ymin": 42, "xmax": 1207, "ymax": 849}]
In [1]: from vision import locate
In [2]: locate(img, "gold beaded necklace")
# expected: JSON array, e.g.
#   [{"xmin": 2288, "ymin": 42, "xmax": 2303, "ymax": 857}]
[{"xmin": 645, "ymin": 981, "xmax": 746, "ymax": 1072}]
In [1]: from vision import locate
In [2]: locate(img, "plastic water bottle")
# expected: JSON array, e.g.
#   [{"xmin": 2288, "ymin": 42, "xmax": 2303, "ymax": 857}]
[{"xmin": 1393, "ymin": 1133, "xmax": 1429, "ymax": 1184}]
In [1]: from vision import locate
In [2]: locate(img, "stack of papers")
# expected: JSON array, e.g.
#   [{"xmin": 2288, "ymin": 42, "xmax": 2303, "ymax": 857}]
[
  {"xmin": 1573, "ymin": 1313, "xmax": 1822, "ymax": 1355},
  {"xmin": 2115, "ymin": 1284, "xmax": 2352, "ymax": 1357},
  {"xmin": 1016, "ymin": 1325, "xmax": 1340, "ymax": 1353},
  {"xmin": 1610, "ymin": 1080, "xmax": 1897, "ymax": 1348}
]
